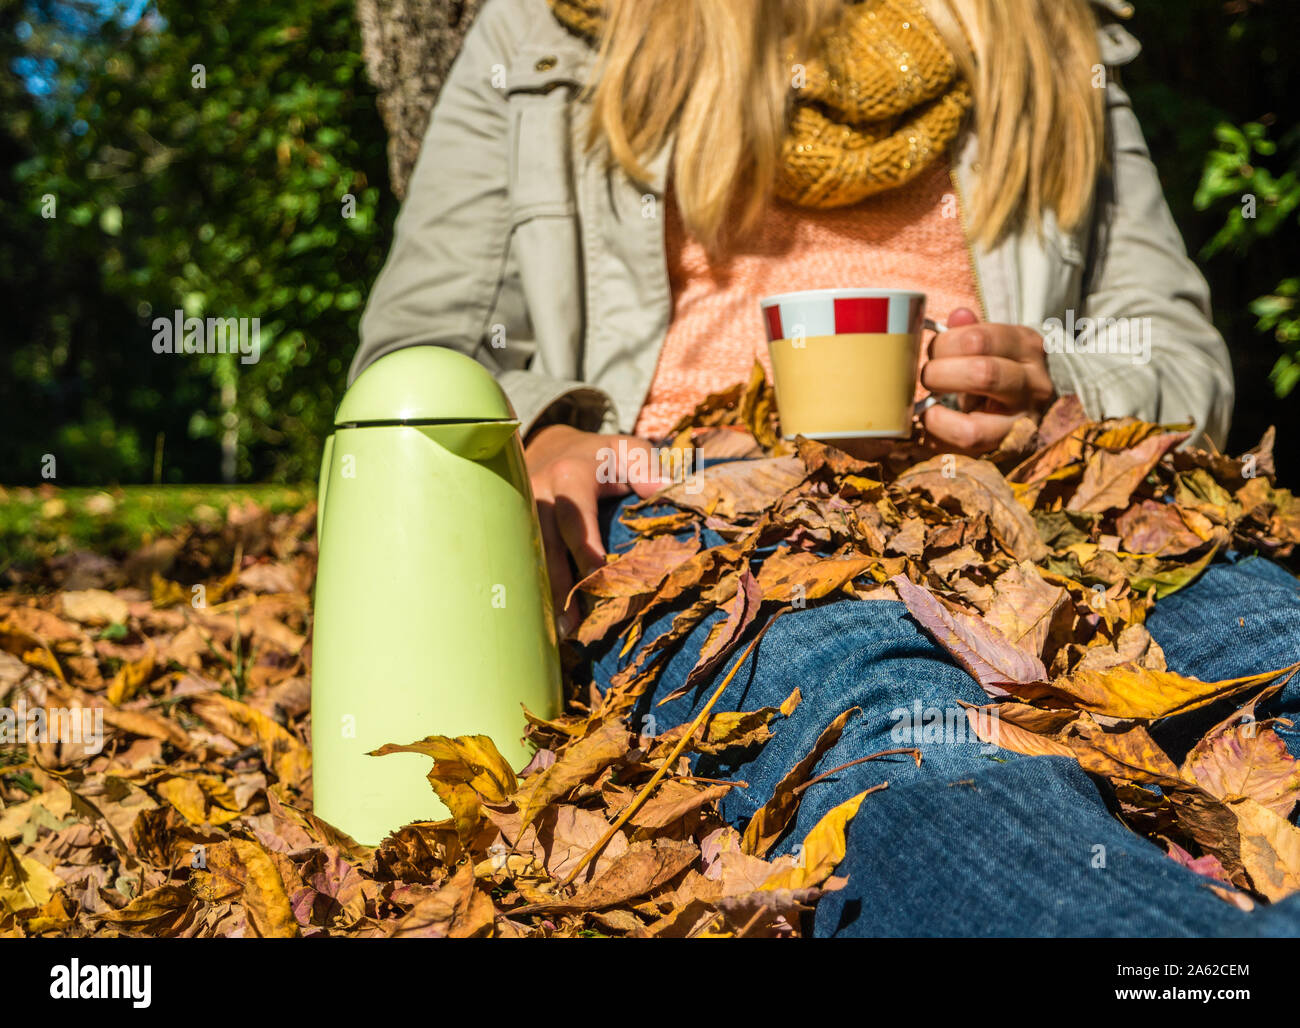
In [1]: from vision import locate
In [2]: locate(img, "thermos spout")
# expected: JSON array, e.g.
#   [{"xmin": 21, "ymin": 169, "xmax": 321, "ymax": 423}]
[{"xmin": 420, "ymin": 420, "xmax": 521, "ymax": 461}]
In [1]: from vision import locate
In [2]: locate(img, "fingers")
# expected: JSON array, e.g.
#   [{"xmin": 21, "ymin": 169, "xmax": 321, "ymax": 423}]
[
  {"xmin": 921, "ymin": 355, "xmax": 1029, "ymax": 404},
  {"xmin": 528, "ymin": 431, "xmax": 670, "ymax": 638},
  {"xmin": 921, "ymin": 403, "xmax": 1021, "ymax": 455},
  {"xmin": 553, "ymin": 485, "xmax": 606, "ymax": 581},
  {"xmin": 924, "ymin": 322, "xmax": 1054, "ymax": 412},
  {"xmin": 534, "ymin": 497, "xmax": 578, "ymax": 636},
  {"xmin": 930, "ymin": 322, "xmax": 1032, "ymax": 361},
  {"xmin": 607, "ymin": 435, "xmax": 675, "ymax": 501},
  {"xmin": 920, "ymin": 357, "xmax": 1052, "ymax": 414}
]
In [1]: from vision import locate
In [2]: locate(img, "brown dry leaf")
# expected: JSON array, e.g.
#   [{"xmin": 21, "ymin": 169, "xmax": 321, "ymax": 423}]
[
  {"xmin": 1034, "ymin": 394, "xmax": 1090, "ymax": 448},
  {"xmin": 1116, "ymin": 499, "xmax": 1208, "ymax": 556},
  {"xmin": 100, "ymin": 706, "xmax": 189, "ymax": 752},
  {"xmin": 1183, "ymin": 724, "xmax": 1300, "ymax": 819},
  {"xmin": 741, "ymin": 707, "xmax": 859, "ymax": 857},
  {"xmin": 292, "ymin": 847, "xmax": 368, "ymax": 929},
  {"xmin": 897, "ymin": 454, "xmax": 1048, "ymax": 561},
  {"xmin": 194, "ymin": 839, "xmax": 298, "ymax": 937},
  {"xmin": 564, "ymin": 838, "xmax": 699, "ymax": 911},
  {"xmin": 190, "ymin": 692, "xmax": 311, "ymax": 789},
  {"xmin": 1068, "ymin": 432, "xmax": 1185, "ymax": 513},
  {"xmin": 575, "ymin": 532, "xmax": 700, "ymax": 600},
  {"xmin": 651, "ymin": 457, "xmax": 806, "ymax": 520},
  {"xmin": 756, "ymin": 549, "xmax": 876, "ymax": 604},
  {"xmin": 387, "ymin": 860, "xmax": 494, "ymax": 938},
  {"xmin": 984, "ymin": 561, "xmax": 1067, "ymax": 659},
  {"xmin": 676, "ymin": 569, "xmax": 763, "ymax": 695},
  {"xmin": 527, "ymin": 805, "xmax": 630, "ymax": 883},
  {"xmin": 237, "ymin": 561, "xmax": 300, "ymax": 595},
  {"xmin": 929, "ymin": 544, "xmax": 981, "ymax": 577},
  {"xmin": 1235, "ymin": 798, "xmax": 1300, "ymax": 902},
  {"xmin": 627, "ymin": 780, "xmax": 732, "ymax": 830},
  {"xmin": 964, "ymin": 705, "xmax": 1076, "ymax": 759},
  {"xmin": 886, "ymin": 516, "xmax": 928, "ymax": 557},
  {"xmin": 60, "ymin": 589, "xmax": 129, "ymax": 626},
  {"xmin": 1073, "ymin": 624, "xmax": 1167, "ymax": 674},
  {"xmin": 511, "ymin": 719, "xmax": 631, "ymax": 831},
  {"xmin": 693, "ymin": 427, "xmax": 767, "ymax": 461},
  {"xmin": 795, "ymin": 436, "xmax": 881, "ymax": 479},
  {"xmin": 892, "ymin": 576, "xmax": 1047, "ymax": 698},
  {"xmin": 519, "ymin": 839, "xmax": 700, "ymax": 915},
  {"xmin": 95, "ymin": 884, "xmax": 197, "ymax": 935}
]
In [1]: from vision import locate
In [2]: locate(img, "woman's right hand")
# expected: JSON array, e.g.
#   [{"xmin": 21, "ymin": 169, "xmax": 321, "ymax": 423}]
[{"xmin": 524, "ymin": 424, "xmax": 667, "ymax": 636}]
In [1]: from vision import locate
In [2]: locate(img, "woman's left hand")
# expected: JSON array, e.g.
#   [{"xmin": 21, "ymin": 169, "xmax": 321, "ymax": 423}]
[{"xmin": 919, "ymin": 307, "xmax": 1055, "ymax": 454}]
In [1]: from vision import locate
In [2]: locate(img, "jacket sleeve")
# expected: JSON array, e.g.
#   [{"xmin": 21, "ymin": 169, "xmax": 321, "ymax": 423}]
[
  {"xmin": 349, "ymin": 0, "xmax": 615, "ymax": 437},
  {"xmin": 1059, "ymin": 30, "xmax": 1234, "ymax": 448}
]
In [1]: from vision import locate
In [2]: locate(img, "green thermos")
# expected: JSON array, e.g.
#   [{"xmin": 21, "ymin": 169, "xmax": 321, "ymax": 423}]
[{"xmin": 311, "ymin": 347, "xmax": 561, "ymax": 844}]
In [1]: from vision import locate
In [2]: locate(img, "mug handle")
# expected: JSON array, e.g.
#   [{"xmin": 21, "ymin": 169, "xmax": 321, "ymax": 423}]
[{"xmin": 913, "ymin": 319, "xmax": 961, "ymax": 418}]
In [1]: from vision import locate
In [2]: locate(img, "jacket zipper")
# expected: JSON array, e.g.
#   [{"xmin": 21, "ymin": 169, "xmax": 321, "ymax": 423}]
[{"xmin": 948, "ymin": 165, "xmax": 989, "ymax": 322}]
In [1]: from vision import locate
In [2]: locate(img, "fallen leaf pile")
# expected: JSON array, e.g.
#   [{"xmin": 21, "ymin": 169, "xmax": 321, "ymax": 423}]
[
  {"xmin": 573, "ymin": 365, "xmax": 1300, "ymax": 913},
  {"xmin": 3, "ymin": 363, "xmax": 1300, "ymax": 936}
]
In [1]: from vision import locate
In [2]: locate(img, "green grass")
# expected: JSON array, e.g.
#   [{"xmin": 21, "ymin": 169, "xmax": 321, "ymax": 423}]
[{"xmin": 0, "ymin": 484, "xmax": 314, "ymax": 569}]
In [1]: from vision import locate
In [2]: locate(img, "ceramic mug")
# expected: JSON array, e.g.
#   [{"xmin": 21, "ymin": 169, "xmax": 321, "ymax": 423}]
[{"xmin": 760, "ymin": 288, "xmax": 945, "ymax": 440}]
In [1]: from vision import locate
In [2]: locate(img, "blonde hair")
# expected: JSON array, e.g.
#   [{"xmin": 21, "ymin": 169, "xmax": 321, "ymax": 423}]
[{"xmin": 583, "ymin": 0, "xmax": 1105, "ymax": 252}]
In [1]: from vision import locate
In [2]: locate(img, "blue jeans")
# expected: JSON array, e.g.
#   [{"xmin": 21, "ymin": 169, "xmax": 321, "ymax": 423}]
[{"xmin": 592, "ymin": 494, "xmax": 1300, "ymax": 936}]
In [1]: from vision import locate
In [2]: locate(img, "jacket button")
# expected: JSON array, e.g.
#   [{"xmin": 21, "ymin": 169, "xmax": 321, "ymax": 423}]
[{"xmin": 534, "ymin": 56, "xmax": 557, "ymax": 71}]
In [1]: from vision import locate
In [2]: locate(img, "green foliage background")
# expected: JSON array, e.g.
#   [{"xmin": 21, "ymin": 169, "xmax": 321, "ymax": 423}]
[
  {"xmin": 0, "ymin": 0, "xmax": 396, "ymax": 485},
  {"xmin": 0, "ymin": 0, "xmax": 1295, "ymax": 486},
  {"xmin": 1122, "ymin": 0, "xmax": 1299, "ymax": 457}
]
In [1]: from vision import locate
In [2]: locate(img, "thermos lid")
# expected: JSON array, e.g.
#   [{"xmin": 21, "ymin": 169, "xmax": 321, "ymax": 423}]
[{"xmin": 335, "ymin": 347, "xmax": 517, "ymax": 426}]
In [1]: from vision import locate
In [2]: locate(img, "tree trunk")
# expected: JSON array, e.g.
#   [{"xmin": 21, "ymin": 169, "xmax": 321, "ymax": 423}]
[{"xmin": 354, "ymin": 0, "xmax": 487, "ymax": 199}]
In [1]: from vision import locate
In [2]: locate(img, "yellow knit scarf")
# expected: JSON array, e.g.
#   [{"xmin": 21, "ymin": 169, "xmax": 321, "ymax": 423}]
[{"xmin": 548, "ymin": 0, "xmax": 972, "ymax": 207}]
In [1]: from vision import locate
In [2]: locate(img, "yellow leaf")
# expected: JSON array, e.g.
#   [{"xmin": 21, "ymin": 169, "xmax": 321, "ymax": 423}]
[
  {"xmin": 106, "ymin": 647, "xmax": 155, "ymax": 706},
  {"xmin": 1046, "ymin": 662, "xmax": 1297, "ymax": 721},
  {"xmin": 196, "ymin": 839, "xmax": 298, "ymax": 937},
  {"xmin": 761, "ymin": 790, "xmax": 872, "ymax": 891},
  {"xmin": 372, "ymin": 734, "xmax": 518, "ymax": 804},
  {"xmin": 150, "ymin": 574, "xmax": 187, "ymax": 608},
  {"xmin": 190, "ymin": 692, "xmax": 311, "ymax": 788},
  {"xmin": 0, "ymin": 839, "xmax": 62, "ymax": 913},
  {"xmin": 155, "ymin": 773, "xmax": 242, "ymax": 826},
  {"xmin": 742, "ymin": 707, "xmax": 859, "ymax": 856}
]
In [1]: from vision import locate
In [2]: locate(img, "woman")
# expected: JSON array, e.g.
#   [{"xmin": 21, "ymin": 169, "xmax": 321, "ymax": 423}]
[{"xmin": 353, "ymin": 0, "xmax": 1300, "ymax": 935}]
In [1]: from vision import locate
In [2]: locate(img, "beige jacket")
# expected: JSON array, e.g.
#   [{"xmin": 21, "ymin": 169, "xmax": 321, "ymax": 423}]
[{"xmin": 352, "ymin": 0, "xmax": 1234, "ymax": 447}]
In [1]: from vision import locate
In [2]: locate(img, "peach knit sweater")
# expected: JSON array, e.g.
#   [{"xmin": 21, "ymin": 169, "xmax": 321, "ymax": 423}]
[{"xmin": 634, "ymin": 160, "xmax": 984, "ymax": 440}]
